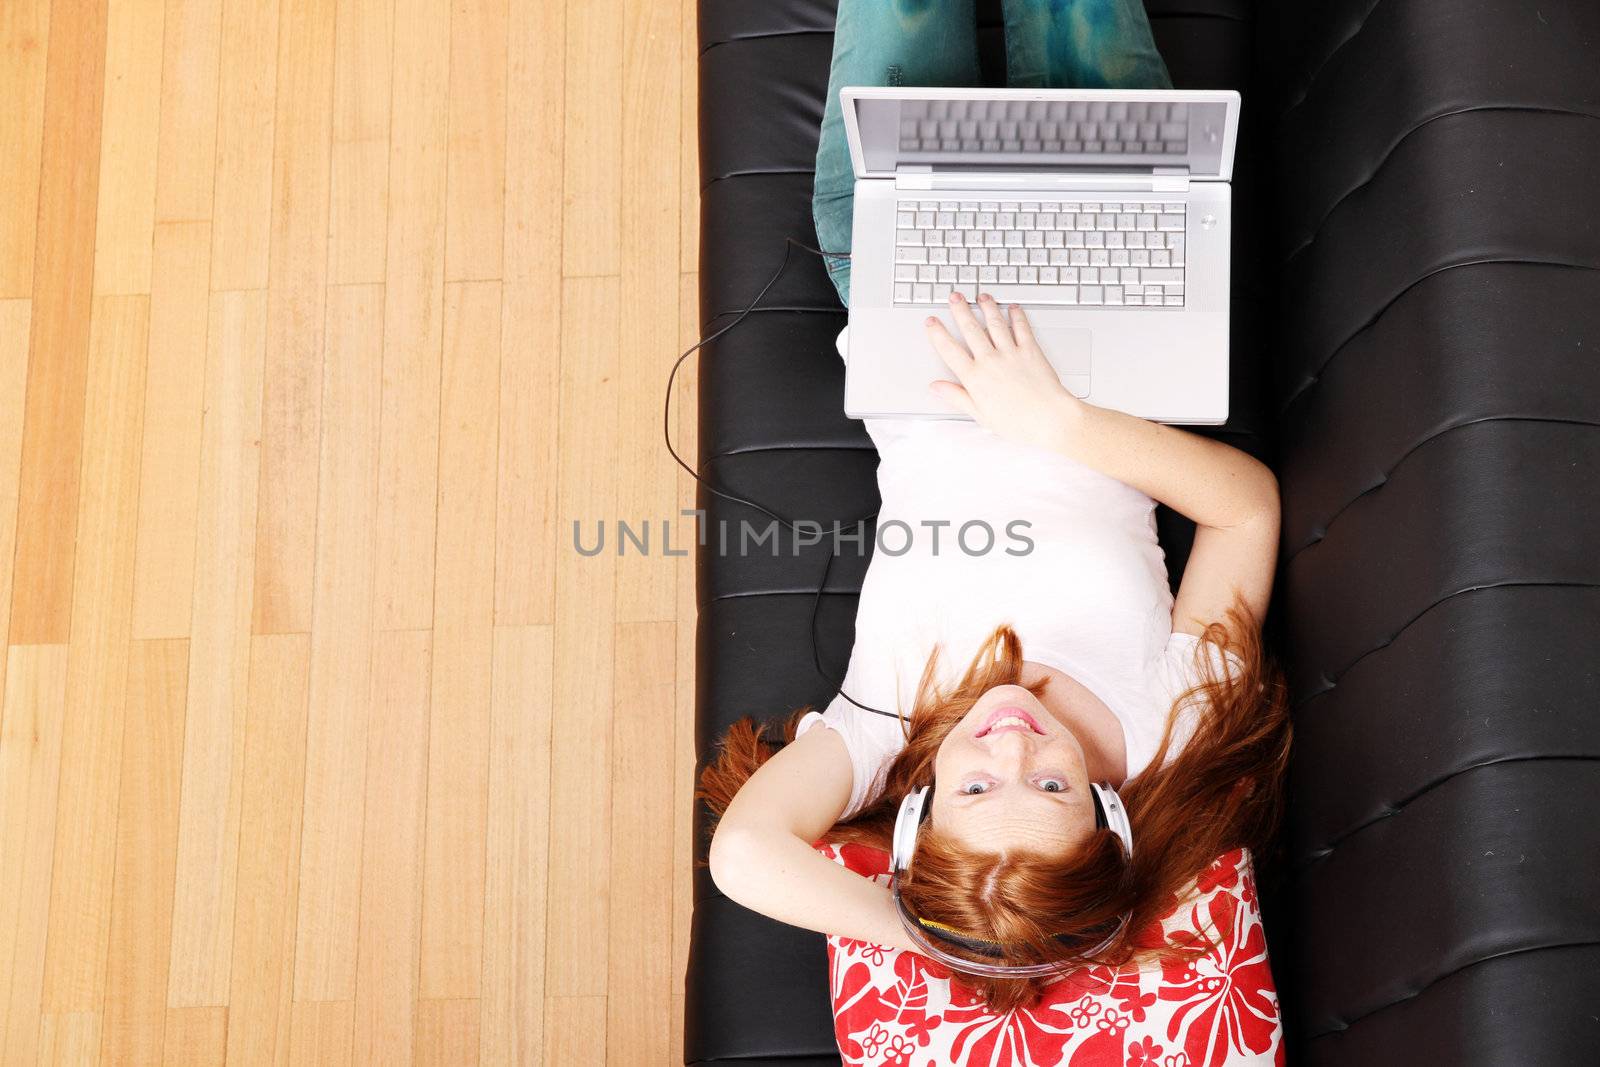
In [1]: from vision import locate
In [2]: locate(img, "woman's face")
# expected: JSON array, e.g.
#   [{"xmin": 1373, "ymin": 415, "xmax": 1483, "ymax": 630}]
[{"xmin": 931, "ymin": 683, "xmax": 1099, "ymax": 858}]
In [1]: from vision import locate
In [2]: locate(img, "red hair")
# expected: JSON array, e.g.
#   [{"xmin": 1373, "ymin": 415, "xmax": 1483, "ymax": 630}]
[{"xmin": 697, "ymin": 597, "xmax": 1292, "ymax": 1013}]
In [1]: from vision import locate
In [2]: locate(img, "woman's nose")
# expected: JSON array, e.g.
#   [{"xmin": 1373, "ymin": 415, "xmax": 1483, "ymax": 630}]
[{"xmin": 983, "ymin": 727, "xmax": 1033, "ymax": 761}]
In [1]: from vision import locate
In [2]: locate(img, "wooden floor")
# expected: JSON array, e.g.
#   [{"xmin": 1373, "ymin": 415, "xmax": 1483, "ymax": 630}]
[{"xmin": 0, "ymin": 0, "xmax": 699, "ymax": 1063}]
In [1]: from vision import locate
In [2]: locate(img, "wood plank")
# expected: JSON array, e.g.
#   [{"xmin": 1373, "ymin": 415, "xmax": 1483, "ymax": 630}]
[
  {"xmin": 287, "ymin": 1001, "xmax": 352, "ymax": 1067},
  {"xmin": 153, "ymin": 0, "xmax": 224, "ymax": 223},
  {"xmin": 478, "ymin": 625, "xmax": 553, "ymax": 1067},
  {"xmin": 0, "ymin": 302, "xmax": 32, "ymax": 700},
  {"xmin": 541, "ymin": 997, "xmax": 605, "ymax": 1066},
  {"xmin": 289, "ymin": 282, "xmax": 378, "ymax": 992},
  {"xmin": 605, "ymin": 622, "xmax": 676, "ymax": 1064},
  {"xmin": 372, "ymin": 0, "xmax": 450, "ymax": 631},
  {"xmin": 251, "ymin": 0, "xmax": 336, "ymax": 636},
  {"xmin": 8, "ymin": 0, "xmax": 109, "ymax": 644},
  {"xmin": 492, "ymin": 283, "xmax": 559, "ymax": 628},
  {"xmin": 500, "ymin": 0, "xmax": 562, "ymax": 292},
  {"xmin": 419, "ymin": 280, "xmax": 499, "ymax": 999},
  {"xmin": 39, "ymin": 294, "xmax": 149, "ymax": 1014},
  {"xmin": 92, "ymin": 0, "xmax": 166, "ymax": 294},
  {"xmin": 678, "ymin": 0, "xmax": 697, "ymax": 275},
  {"xmin": 292, "ymin": 283, "xmax": 383, "ymax": 1002},
  {"xmin": 615, "ymin": 0, "xmax": 681, "ymax": 622},
  {"xmin": 351, "ymin": 629, "xmax": 431, "ymax": 1067},
  {"xmin": 496, "ymin": 0, "xmax": 572, "ymax": 633},
  {"xmin": 224, "ymin": 633, "xmax": 310, "ymax": 1067},
  {"xmin": 561, "ymin": 0, "xmax": 621, "ymax": 277},
  {"xmin": 35, "ymin": 1013, "xmax": 98, "ymax": 1066},
  {"xmin": 671, "ymin": 273, "xmax": 697, "ymax": 1047},
  {"xmin": 414, "ymin": 998, "xmax": 479, "ymax": 1067},
  {"xmin": 130, "ymin": 220, "xmax": 212, "ymax": 638},
  {"xmin": 0, "ymin": 0, "xmax": 52, "ymax": 296},
  {"xmin": 0, "ymin": 645, "xmax": 69, "ymax": 1067},
  {"xmin": 670, "ymin": 993, "xmax": 685, "ymax": 1067},
  {"xmin": 167, "ymin": 289, "xmax": 268, "ymax": 1006},
  {"xmin": 100, "ymin": 639, "xmax": 188, "ymax": 1066},
  {"xmin": 493, "ymin": 0, "xmax": 563, "ymax": 627},
  {"xmin": 163, "ymin": 1006, "xmax": 228, "ymax": 1067},
  {"xmin": 209, "ymin": 0, "xmax": 280, "ymax": 289},
  {"xmin": 546, "ymin": 275, "xmax": 620, "ymax": 996},
  {"xmin": 327, "ymin": 0, "xmax": 392, "ymax": 284},
  {"xmin": 444, "ymin": 0, "xmax": 507, "ymax": 281}
]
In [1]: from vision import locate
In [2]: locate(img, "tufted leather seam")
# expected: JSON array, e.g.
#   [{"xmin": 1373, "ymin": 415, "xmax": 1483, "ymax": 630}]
[
  {"xmin": 701, "ymin": 169, "xmax": 815, "ymax": 190},
  {"xmin": 699, "ymin": 30, "xmax": 833, "ymax": 56},
  {"xmin": 708, "ymin": 588, "xmax": 861, "ymax": 603},
  {"xmin": 1304, "ymin": 939, "xmax": 1600, "ymax": 1040},
  {"xmin": 1290, "ymin": 754, "xmax": 1600, "ymax": 870},
  {"xmin": 686, "ymin": 1050, "xmax": 843, "ymax": 1065},
  {"xmin": 1281, "ymin": 106, "xmax": 1600, "ymax": 265},
  {"xmin": 1278, "ymin": 259, "xmax": 1600, "ymax": 413},
  {"xmin": 703, "ymin": 307, "xmax": 844, "ymax": 330},
  {"xmin": 1291, "ymin": 580, "xmax": 1600, "ymax": 711},
  {"xmin": 1277, "ymin": 0, "xmax": 1387, "ymax": 118},
  {"xmin": 1282, "ymin": 415, "xmax": 1600, "ymax": 561},
  {"xmin": 708, "ymin": 443, "xmax": 877, "ymax": 459}
]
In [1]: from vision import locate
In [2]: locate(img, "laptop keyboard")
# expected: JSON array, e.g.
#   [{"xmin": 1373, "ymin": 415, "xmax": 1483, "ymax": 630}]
[{"xmin": 892, "ymin": 199, "xmax": 1187, "ymax": 308}]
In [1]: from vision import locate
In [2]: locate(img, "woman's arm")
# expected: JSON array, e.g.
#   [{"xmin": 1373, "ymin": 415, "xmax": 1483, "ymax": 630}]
[
  {"xmin": 1048, "ymin": 385, "xmax": 1279, "ymax": 632},
  {"xmin": 924, "ymin": 292, "xmax": 1280, "ymax": 630},
  {"xmin": 708, "ymin": 723, "xmax": 916, "ymax": 952}
]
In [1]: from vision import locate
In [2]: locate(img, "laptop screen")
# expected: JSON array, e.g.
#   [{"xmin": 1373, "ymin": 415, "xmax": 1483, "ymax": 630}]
[{"xmin": 847, "ymin": 90, "xmax": 1236, "ymax": 181}]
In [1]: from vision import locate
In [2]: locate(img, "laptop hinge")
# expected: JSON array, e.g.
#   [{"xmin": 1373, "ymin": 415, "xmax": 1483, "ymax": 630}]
[{"xmin": 895, "ymin": 165, "xmax": 1189, "ymax": 195}]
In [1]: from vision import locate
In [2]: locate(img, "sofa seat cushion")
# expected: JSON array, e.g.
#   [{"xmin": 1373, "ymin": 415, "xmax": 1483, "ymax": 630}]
[{"xmin": 815, "ymin": 843, "xmax": 1284, "ymax": 1067}]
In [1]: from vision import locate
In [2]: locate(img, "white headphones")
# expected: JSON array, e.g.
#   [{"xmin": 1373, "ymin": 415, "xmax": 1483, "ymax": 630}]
[{"xmin": 888, "ymin": 780, "xmax": 1134, "ymax": 978}]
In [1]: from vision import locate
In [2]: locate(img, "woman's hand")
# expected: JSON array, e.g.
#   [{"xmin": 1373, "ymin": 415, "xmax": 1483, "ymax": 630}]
[{"xmin": 923, "ymin": 292, "xmax": 1083, "ymax": 452}]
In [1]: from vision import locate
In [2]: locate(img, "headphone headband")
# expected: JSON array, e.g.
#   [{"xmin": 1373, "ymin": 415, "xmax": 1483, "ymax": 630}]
[{"xmin": 888, "ymin": 778, "xmax": 1134, "ymax": 978}]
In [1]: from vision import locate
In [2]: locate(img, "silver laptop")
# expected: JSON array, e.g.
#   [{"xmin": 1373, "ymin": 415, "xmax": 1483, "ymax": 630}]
[{"xmin": 840, "ymin": 87, "xmax": 1241, "ymax": 425}]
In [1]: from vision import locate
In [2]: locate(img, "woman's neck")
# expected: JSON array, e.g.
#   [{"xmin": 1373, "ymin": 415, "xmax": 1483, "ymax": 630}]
[{"xmin": 1021, "ymin": 659, "xmax": 1129, "ymax": 786}]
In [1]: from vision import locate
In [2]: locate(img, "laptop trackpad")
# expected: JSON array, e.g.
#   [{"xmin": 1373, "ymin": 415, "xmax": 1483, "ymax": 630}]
[{"xmin": 1035, "ymin": 326, "xmax": 1092, "ymax": 398}]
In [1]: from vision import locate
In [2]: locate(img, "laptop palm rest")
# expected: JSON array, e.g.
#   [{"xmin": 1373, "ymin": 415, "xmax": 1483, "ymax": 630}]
[{"xmin": 1034, "ymin": 326, "xmax": 1092, "ymax": 398}]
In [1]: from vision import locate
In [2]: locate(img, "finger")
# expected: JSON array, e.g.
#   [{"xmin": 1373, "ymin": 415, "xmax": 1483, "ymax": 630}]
[
  {"xmin": 975, "ymin": 293, "xmax": 1014, "ymax": 349},
  {"xmin": 923, "ymin": 316, "xmax": 973, "ymax": 379},
  {"xmin": 1007, "ymin": 302, "xmax": 1038, "ymax": 352},
  {"xmin": 947, "ymin": 291, "xmax": 994, "ymax": 356},
  {"xmin": 928, "ymin": 379, "xmax": 977, "ymax": 418}
]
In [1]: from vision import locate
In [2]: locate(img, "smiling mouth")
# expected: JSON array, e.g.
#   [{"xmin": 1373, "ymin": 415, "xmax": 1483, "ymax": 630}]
[{"xmin": 976, "ymin": 705, "xmax": 1044, "ymax": 738}]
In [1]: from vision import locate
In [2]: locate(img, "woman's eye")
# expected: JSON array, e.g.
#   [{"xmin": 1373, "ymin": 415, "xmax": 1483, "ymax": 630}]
[
  {"xmin": 961, "ymin": 781, "xmax": 988, "ymax": 795},
  {"xmin": 1038, "ymin": 778, "xmax": 1066, "ymax": 793}
]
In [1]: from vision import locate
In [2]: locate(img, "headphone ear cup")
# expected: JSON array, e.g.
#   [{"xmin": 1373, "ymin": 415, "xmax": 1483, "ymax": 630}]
[
  {"xmin": 1090, "ymin": 782, "xmax": 1134, "ymax": 858},
  {"xmin": 891, "ymin": 785, "xmax": 931, "ymax": 875}
]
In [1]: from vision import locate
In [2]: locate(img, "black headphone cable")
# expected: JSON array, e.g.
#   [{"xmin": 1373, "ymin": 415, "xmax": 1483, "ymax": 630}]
[{"xmin": 662, "ymin": 237, "xmax": 899, "ymax": 720}]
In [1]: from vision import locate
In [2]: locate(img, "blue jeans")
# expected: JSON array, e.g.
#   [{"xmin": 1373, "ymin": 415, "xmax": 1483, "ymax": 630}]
[{"xmin": 813, "ymin": 0, "xmax": 1172, "ymax": 306}]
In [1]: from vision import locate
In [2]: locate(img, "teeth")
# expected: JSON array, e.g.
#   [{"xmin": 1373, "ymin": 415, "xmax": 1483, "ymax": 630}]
[{"xmin": 989, "ymin": 716, "xmax": 1030, "ymax": 730}]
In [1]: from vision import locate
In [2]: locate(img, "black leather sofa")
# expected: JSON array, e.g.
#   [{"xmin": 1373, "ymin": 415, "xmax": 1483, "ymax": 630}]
[{"xmin": 687, "ymin": 2, "xmax": 1600, "ymax": 1063}]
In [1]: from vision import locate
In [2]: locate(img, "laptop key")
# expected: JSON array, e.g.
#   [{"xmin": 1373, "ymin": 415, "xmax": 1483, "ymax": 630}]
[{"xmin": 973, "ymin": 284, "xmax": 1077, "ymax": 305}]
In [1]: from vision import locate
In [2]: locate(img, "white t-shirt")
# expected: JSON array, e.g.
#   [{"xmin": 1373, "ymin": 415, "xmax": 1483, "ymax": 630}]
[{"xmin": 797, "ymin": 327, "xmax": 1239, "ymax": 820}]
